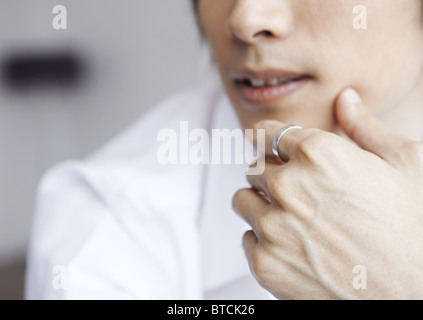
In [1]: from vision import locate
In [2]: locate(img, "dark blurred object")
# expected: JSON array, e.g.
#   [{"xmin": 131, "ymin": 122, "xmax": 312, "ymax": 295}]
[
  {"xmin": 2, "ymin": 52, "xmax": 84, "ymax": 89},
  {"xmin": 0, "ymin": 259, "xmax": 25, "ymax": 300}
]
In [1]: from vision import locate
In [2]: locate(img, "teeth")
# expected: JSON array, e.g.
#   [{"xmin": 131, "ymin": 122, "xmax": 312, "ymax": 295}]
[
  {"xmin": 279, "ymin": 78, "xmax": 293, "ymax": 84},
  {"xmin": 250, "ymin": 79, "xmax": 266, "ymax": 88},
  {"xmin": 248, "ymin": 77, "xmax": 294, "ymax": 88},
  {"xmin": 266, "ymin": 78, "xmax": 279, "ymax": 86}
]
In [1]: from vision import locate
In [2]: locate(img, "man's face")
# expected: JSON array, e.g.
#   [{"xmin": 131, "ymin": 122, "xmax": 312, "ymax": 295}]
[{"xmin": 198, "ymin": 0, "xmax": 423, "ymax": 132}]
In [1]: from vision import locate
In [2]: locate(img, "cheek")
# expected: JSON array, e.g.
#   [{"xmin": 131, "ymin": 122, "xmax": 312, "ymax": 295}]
[
  {"xmin": 352, "ymin": 30, "xmax": 423, "ymax": 112},
  {"xmin": 199, "ymin": 7, "xmax": 237, "ymax": 86},
  {"xmin": 302, "ymin": 1, "xmax": 423, "ymax": 112},
  {"xmin": 198, "ymin": 0, "xmax": 233, "ymax": 57}
]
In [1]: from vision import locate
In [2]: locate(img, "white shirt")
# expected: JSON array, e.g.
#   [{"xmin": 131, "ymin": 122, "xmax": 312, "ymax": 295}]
[{"xmin": 25, "ymin": 79, "xmax": 274, "ymax": 300}]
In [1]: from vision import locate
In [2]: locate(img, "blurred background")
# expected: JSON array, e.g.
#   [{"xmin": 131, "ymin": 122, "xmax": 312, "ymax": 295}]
[{"xmin": 0, "ymin": 0, "xmax": 212, "ymax": 299}]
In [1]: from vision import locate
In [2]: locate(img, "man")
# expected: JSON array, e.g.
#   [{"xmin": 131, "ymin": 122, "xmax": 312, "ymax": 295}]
[{"xmin": 26, "ymin": 0, "xmax": 423, "ymax": 299}]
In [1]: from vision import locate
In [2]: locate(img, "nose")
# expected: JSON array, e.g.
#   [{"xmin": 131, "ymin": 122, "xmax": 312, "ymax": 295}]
[{"xmin": 227, "ymin": 0, "xmax": 293, "ymax": 44}]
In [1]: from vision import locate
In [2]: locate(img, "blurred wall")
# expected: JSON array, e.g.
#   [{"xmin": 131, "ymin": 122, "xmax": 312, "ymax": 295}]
[{"xmin": 0, "ymin": 0, "xmax": 212, "ymax": 282}]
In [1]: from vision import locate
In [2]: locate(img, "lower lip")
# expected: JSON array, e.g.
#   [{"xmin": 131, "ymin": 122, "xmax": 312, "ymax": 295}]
[{"xmin": 236, "ymin": 77, "xmax": 310, "ymax": 105}]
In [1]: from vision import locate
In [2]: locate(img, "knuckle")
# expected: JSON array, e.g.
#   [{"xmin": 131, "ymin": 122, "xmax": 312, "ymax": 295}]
[
  {"xmin": 255, "ymin": 213, "xmax": 275, "ymax": 236},
  {"xmin": 232, "ymin": 188, "xmax": 248, "ymax": 211},
  {"xmin": 267, "ymin": 171, "xmax": 293, "ymax": 206},
  {"xmin": 242, "ymin": 230, "xmax": 256, "ymax": 244},
  {"xmin": 297, "ymin": 131, "xmax": 328, "ymax": 162},
  {"xmin": 266, "ymin": 170, "xmax": 300, "ymax": 211},
  {"xmin": 267, "ymin": 169, "xmax": 290, "ymax": 196},
  {"xmin": 242, "ymin": 230, "xmax": 257, "ymax": 250},
  {"xmin": 249, "ymin": 246, "xmax": 270, "ymax": 280},
  {"xmin": 233, "ymin": 188, "xmax": 243, "ymax": 202}
]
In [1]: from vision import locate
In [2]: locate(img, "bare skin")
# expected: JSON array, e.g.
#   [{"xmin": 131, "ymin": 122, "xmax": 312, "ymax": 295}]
[{"xmin": 197, "ymin": 0, "xmax": 423, "ymax": 298}]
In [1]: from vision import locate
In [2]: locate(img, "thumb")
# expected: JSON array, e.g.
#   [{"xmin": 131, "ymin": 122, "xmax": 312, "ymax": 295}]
[{"xmin": 336, "ymin": 88, "xmax": 407, "ymax": 163}]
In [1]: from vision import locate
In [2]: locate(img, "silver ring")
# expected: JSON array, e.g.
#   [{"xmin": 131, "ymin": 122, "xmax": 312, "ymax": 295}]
[{"xmin": 272, "ymin": 125, "xmax": 302, "ymax": 161}]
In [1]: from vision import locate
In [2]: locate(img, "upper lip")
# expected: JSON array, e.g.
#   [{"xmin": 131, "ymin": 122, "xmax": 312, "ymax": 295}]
[{"xmin": 230, "ymin": 69, "xmax": 311, "ymax": 82}]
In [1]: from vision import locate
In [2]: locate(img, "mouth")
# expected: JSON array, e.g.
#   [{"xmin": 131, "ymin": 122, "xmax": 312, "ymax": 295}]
[{"xmin": 232, "ymin": 70, "xmax": 312, "ymax": 105}]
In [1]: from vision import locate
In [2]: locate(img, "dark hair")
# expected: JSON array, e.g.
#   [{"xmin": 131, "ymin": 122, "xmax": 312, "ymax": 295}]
[
  {"xmin": 192, "ymin": 0, "xmax": 198, "ymax": 13},
  {"xmin": 191, "ymin": 0, "xmax": 203, "ymax": 38}
]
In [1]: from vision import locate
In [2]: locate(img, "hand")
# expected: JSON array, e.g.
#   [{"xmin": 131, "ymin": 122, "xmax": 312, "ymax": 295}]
[{"xmin": 233, "ymin": 88, "xmax": 423, "ymax": 299}]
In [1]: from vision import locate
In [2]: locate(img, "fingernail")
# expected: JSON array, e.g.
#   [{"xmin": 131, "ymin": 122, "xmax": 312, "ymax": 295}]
[
  {"xmin": 343, "ymin": 88, "xmax": 362, "ymax": 105},
  {"xmin": 341, "ymin": 88, "xmax": 362, "ymax": 117}
]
